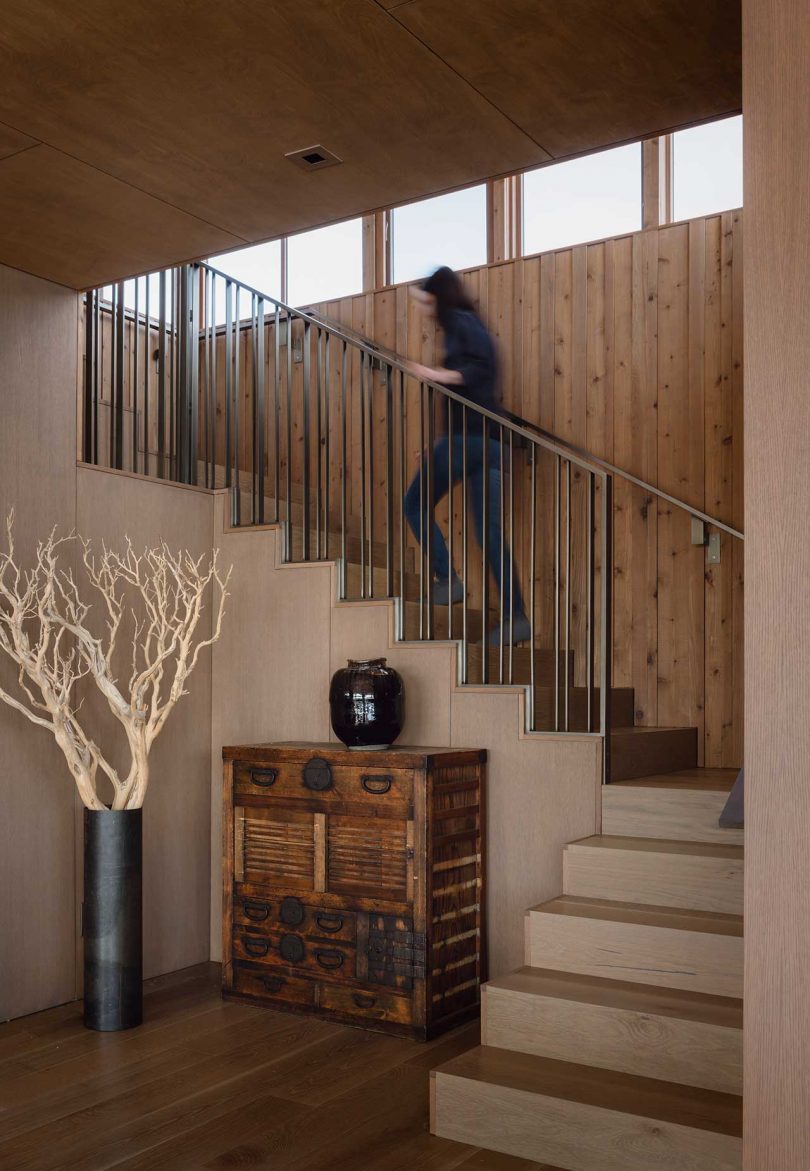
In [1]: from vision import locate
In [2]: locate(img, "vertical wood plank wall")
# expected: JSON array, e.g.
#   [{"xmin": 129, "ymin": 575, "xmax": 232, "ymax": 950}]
[{"xmin": 310, "ymin": 212, "xmax": 744, "ymax": 767}]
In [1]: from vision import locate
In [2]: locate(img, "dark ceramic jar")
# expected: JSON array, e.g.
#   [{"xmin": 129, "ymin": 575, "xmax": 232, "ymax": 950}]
[{"xmin": 329, "ymin": 658, "xmax": 404, "ymax": 750}]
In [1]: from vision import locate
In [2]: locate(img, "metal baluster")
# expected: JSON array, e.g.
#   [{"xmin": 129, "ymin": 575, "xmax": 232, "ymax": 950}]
[
  {"xmin": 169, "ymin": 269, "xmax": 176, "ymax": 479},
  {"xmin": 564, "ymin": 460, "xmax": 572, "ymax": 732},
  {"xmin": 601, "ymin": 474, "xmax": 613, "ymax": 779},
  {"xmin": 367, "ymin": 355, "xmax": 375, "ymax": 597},
  {"xmin": 93, "ymin": 289, "xmax": 100, "ymax": 466},
  {"xmin": 498, "ymin": 425, "xmax": 505, "ymax": 683},
  {"xmin": 188, "ymin": 266, "xmax": 200, "ymax": 487},
  {"xmin": 529, "ymin": 444, "xmax": 537, "ymax": 730},
  {"xmin": 554, "ymin": 454, "xmax": 561, "ymax": 731},
  {"xmin": 132, "ymin": 279, "xmax": 139, "ymax": 475},
  {"xmin": 481, "ymin": 417, "xmax": 490, "ymax": 682},
  {"xmin": 143, "ymin": 277, "xmax": 149, "ymax": 477},
  {"xmin": 587, "ymin": 471, "xmax": 595, "ymax": 732},
  {"xmin": 233, "ymin": 285, "xmax": 241, "ymax": 525},
  {"xmin": 224, "ymin": 279, "xmax": 233, "ymax": 516},
  {"xmin": 315, "ymin": 328, "xmax": 322, "ymax": 558},
  {"xmin": 447, "ymin": 399, "xmax": 454, "ymax": 640},
  {"xmin": 286, "ymin": 314, "xmax": 293, "ymax": 555},
  {"xmin": 256, "ymin": 294, "xmax": 266, "ymax": 524},
  {"xmin": 359, "ymin": 351, "xmax": 367, "ymax": 596},
  {"xmin": 462, "ymin": 406, "xmax": 468, "ymax": 683},
  {"xmin": 274, "ymin": 304, "xmax": 281, "ymax": 521},
  {"xmin": 324, "ymin": 332, "xmax": 331, "ymax": 559},
  {"xmin": 209, "ymin": 272, "xmax": 217, "ymax": 491},
  {"xmin": 418, "ymin": 380, "xmax": 425, "ymax": 638},
  {"xmin": 202, "ymin": 271, "xmax": 210, "ymax": 488},
  {"xmin": 114, "ymin": 280, "xmax": 124, "ymax": 470},
  {"xmin": 398, "ymin": 368, "xmax": 406, "ymax": 640},
  {"xmin": 425, "ymin": 383, "xmax": 434, "ymax": 638},
  {"xmin": 340, "ymin": 340, "xmax": 347, "ymax": 597},
  {"xmin": 83, "ymin": 292, "xmax": 95, "ymax": 464},
  {"xmin": 508, "ymin": 429, "xmax": 515, "ymax": 685},
  {"xmin": 158, "ymin": 272, "xmax": 167, "ymax": 479},
  {"xmin": 385, "ymin": 363, "xmax": 394, "ymax": 598},
  {"xmin": 302, "ymin": 321, "xmax": 311, "ymax": 560}
]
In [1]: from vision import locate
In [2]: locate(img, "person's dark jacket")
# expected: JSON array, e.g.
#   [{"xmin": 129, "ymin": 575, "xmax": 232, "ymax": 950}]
[{"xmin": 439, "ymin": 309, "xmax": 500, "ymax": 438}]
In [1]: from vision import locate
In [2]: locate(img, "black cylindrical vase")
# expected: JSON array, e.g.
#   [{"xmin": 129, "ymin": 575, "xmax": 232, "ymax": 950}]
[
  {"xmin": 329, "ymin": 657, "xmax": 404, "ymax": 750},
  {"xmin": 83, "ymin": 808, "xmax": 143, "ymax": 1031}
]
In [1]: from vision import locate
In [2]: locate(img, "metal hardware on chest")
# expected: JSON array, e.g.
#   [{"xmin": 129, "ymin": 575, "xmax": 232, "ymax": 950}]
[
  {"xmin": 280, "ymin": 896, "xmax": 305, "ymax": 926},
  {"xmin": 242, "ymin": 934, "xmax": 270, "ymax": 959},
  {"xmin": 261, "ymin": 975, "xmax": 286, "ymax": 994},
  {"xmin": 242, "ymin": 898, "xmax": 271, "ymax": 922},
  {"xmin": 315, "ymin": 948, "xmax": 345, "ymax": 970},
  {"xmin": 361, "ymin": 774, "xmax": 393, "ymax": 794},
  {"xmin": 249, "ymin": 767, "xmax": 278, "ymax": 788},
  {"xmin": 314, "ymin": 912, "xmax": 344, "ymax": 934},
  {"xmin": 302, "ymin": 757, "xmax": 333, "ymax": 791},
  {"xmin": 279, "ymin": 933, "xmax": 305, "ymax": 964}
]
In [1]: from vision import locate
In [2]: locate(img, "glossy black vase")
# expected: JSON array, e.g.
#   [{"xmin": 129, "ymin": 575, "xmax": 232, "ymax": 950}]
[
  {"xmin": 329, "ymin": 658, "xmax": 404, "ymax": 750},
  {"xmin": 83, "ymin": 808, "xmax": 143, "ymax": 1031}
]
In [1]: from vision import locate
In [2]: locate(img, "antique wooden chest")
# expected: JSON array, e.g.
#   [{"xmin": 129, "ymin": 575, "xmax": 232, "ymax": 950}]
[{"xmin": 222, "ymin": 742, "xmax": 486, "ymax": 1039}]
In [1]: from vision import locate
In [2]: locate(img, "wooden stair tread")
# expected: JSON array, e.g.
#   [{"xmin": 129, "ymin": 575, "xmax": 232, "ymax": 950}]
[
  {"xmin": 568, "ymin": 835, "xmax": 743, "ymax": 860},
  {"xmin": 486, "ymin": 966, "xmax": 743, "ymax": 1029},
  {"xmin": 530, "ymin": 895, "xmax": 743, "ymax": 938},
  {"xmin": 612, "ymin": 725, "xmax": 697, "ymax": 737},
  {"xmin": 432, "ymin": 1046, "xmax": 742, "ymax": 1137},
  {"xmin": 611, "ymin": 768, "xmax": 738, "ymax": 792}
]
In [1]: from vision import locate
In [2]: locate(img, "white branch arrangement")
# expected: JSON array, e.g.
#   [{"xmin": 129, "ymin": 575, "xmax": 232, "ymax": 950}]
[{"xmin": 0, "ymin": 511, "xmax": 230, "ymax": 810}]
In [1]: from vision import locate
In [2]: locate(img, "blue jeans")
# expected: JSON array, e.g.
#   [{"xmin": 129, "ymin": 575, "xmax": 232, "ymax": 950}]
[{"xmin": 404, "ymin": 434, "xmax": 526, "ymax": 620}]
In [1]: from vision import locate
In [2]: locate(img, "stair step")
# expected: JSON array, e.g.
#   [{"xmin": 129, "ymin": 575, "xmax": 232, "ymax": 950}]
[
  {"xmin": 611, "ymin": 726, "xmax": 698, "ymax": 780},
  {"xmin": 430, "ymin": 1046, "xmax": 742, "ymax": 1170},
  {"xmin": 466, "ymin": 644, "xmax": 575, "ymax": 689},
  {"xmin": 563, "ymin": 835, "xmax": 744, "ymax": 915},
  {"xmin": 526, "ymin": 895, "xmax": 743, "ymax": 997},
  {"xmin": 483, "ymin": 966, "xmax": 742, "ymax": 1094},
  {"xmin": 603, "ymin": 769, "xmax": 742, "ymax": 845}
]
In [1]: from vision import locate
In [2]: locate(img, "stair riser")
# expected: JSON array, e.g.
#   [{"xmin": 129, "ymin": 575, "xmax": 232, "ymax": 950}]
[
  {"xmin": 611, "ymin": 729, "xmax": 698, "ymax": 781},
  {"xmin": 431, "ymin": 1071, "xmax": 742, "ymax": 1171},
  {"xmin": 602, "ymin": 788, "xmax": 744, "ymax": 846},
  {"xmin": 483, "ymin": 985, "xmax": 742, "ymax": 1094},
  {"xmin": 563, "ymin": 849, "xmax": 744, "ymax": 915},
  {"xmin": 527, "ymin": 912, "xmax": 743, "ymax": 998}
]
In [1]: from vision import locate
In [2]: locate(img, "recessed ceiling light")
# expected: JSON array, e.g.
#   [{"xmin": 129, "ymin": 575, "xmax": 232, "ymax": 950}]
[{"xmin": 285, "ymin": 145, "xmax": 342, "ymax": 172}]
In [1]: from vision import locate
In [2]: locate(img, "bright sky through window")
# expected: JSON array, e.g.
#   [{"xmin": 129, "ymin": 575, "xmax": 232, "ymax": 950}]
[
  {"xmin": 392, "ymin": 185, "xmax": 487, "ymax": 285},
  {"xmin": 523, "ymin": 143, "xmax": 642, "ymax": 255},
  {"xmin": 673, "ymin": 115, "xmax": 743, "ymax": 221},
  {"xmin": 207, "ymin": 240, "xmax": 282, "ymax": 324},
  {"xmin": 288, "ymin": 218, "xmax": 363, "ymax": 306}
]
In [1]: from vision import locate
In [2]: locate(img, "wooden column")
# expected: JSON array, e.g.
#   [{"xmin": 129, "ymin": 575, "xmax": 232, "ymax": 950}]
[
  {"xmin": 642, "ymin": 137, "xmax": 673, "ymax": 229},
  {"xmin": 362, "ymin": 210, "xmax": 390, "ymax": 290},
  {"xmin": 743, "ymin": 0, "xmax": 810, "ymax": 1166},
  {"xmin": 487, "ymin": 175, "xmax": 522, "ymax": 263}
]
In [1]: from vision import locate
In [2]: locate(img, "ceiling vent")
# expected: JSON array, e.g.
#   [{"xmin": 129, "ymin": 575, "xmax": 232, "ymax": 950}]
[{"xmin": 285, "ymin": 145, "xmax": 342, "ymax": 172}]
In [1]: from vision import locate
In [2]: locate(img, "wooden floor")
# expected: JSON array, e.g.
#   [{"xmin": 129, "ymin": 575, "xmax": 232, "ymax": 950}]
[{"xmin": 0, "ymin": 963, "xmax": 557, "ymax": 1171}]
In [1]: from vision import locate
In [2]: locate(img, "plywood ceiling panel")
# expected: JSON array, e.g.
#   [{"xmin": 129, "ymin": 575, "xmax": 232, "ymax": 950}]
[
  {"xmin": 392, "ymin": 0, "xmax": 742, "ymax": 157},
  {"xmin": 0, "ymin": 0, "xmax": 741, "ymax": 288},
  {"xmin": 0, "ymin": 146, "xmax": 241, "ymax": 289}
]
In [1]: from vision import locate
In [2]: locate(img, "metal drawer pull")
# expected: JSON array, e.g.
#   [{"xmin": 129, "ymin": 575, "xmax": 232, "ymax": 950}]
[
  {"xmin": 261, "ymin": 975, "xmax": 286, "ymax": 993},
  {"xmin": 361, "ymin": 774, "xmax": 393, "ymax": 794},
  {"xmin": 249, "ymin": 768, "xmax": 278, "ymax": 788},
  {"xmin": 243, "ymin": 899, "xmax": 270, "ymax": 922},
  {"xmin": 315, "ymin": 949, "xmax": 345, "ymax": 970},
  {"xmin": 352, "ymin": 992, "xmax": 377, "ymax": 1008},
  {"xmin": 314, "ymin": 913, "xmax": 344, "ymax": 934},
  {"xmin": 242, "ymin": 935, "xmax": 270, "ymax": 958}
]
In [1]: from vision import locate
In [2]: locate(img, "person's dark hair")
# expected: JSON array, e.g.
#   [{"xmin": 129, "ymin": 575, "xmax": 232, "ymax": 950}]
[{"xmin": 420, "ymin": 266, "xmax": 477, "ymax": 331}]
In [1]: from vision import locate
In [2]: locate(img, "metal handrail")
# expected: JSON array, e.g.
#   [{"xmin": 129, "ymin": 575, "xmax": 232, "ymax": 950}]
[{"xmin": 301, "ymin": 300, "xmax": 744, "ymax": 543}]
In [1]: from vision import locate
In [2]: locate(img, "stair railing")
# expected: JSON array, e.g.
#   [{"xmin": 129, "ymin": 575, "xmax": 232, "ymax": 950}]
[{"xmin": 82, "ymin": 262, "xmax": 615, "ymax": 745}]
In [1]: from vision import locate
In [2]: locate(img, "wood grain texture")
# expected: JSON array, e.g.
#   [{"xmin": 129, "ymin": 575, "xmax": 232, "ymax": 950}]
[
  {"xmin": 527, "ymin": 896, "xmax": 743, "ymax": 997},
  {"xmin": 431, "ymin": 1045, "xmax": 742, "ymax": 1169},
  {"xmin": 0, "ymin": 264, "xmax": 79, "ymax": 1020},
  {"xmin": 563, "ymin": 835, "xmax": 744, "ymax": 914},
  {"xmin": 0, "ymin": 962, "xmax": 545, "ymax": 1171},
  {"xmin": 307, "ymin": 213, "xmax": 744, "ymax": 765},
  {"xmin": 602, "ymin": 769, "xmax": 742, "ymax": 844},
  {"xmin": 743, "ymin": 1, "xmax": 810, "ymax": 1166}
]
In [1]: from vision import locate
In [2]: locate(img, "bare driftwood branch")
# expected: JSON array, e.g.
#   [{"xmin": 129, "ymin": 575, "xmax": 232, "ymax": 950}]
[{"xmin": 0, "ymin": 511, "xmax": 230, "ymax": 809}]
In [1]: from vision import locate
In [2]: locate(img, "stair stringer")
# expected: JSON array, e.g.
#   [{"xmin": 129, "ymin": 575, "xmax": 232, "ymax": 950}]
[{"xmin": 211, "ymin": 496, "xmax": 602, "ymax": 977}]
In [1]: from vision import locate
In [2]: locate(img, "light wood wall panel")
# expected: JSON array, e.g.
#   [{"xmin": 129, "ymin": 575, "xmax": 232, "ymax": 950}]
[
  {"xmin": 0, "ymin": 264, "xmax": 79, "ymax": 1021},
  {"xmin": 308, "ymin": 213, "xmax": 744, "ymax": 766},
  {"xmin": 743, "ymin": 1, "xmax": 810, "ymax": 1166}
]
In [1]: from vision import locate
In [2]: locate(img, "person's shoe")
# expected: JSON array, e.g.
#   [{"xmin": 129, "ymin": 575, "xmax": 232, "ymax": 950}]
[
  {"xmin": 433, "ymin": 576, "xmax": 464, "ymax": 605},
  {"xmin": 487, "ymin": 614, "xmax": 532, "ymax": 646}
]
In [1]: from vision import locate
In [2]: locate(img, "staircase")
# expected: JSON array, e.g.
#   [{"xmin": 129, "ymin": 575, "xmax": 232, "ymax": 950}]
[{"xmin": 430, "ymin": 767, "xmax": 743, "ymax": 1170}]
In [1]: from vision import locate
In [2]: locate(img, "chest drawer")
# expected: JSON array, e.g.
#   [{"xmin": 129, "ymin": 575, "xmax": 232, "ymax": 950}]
[
  {"xmin": 233, "ymin": 926, "xmax": 355, "ymax": 979},
  {"xmin": 319, "ymin": 983, "xmax": 412, "ymax": 1026},
  {"xmin": 232, "ymin": 962, "xmax": 316, "ymax": 1007},
  {"xmin": 234, "ymin": 889, "xmax": 356, "ymax": 944},
  {"xmin": 234, "ymin": 758, "xmax": 413, "ymax": 807}
]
